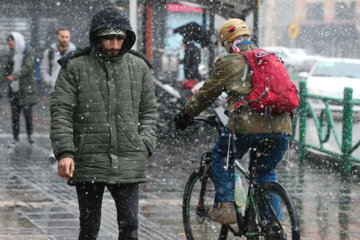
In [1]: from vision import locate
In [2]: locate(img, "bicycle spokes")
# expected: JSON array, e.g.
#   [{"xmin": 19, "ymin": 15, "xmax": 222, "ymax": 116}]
[
  {"xmin": 183, "ymin": 172, "xmax": 229, "ymax": 240},
  {"xmin": 249, "ymin": 183, "xmax": 299, "ymax": 240}
]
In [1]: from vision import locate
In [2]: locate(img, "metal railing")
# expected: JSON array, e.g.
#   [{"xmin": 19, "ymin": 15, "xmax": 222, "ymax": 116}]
[{"xmin": 292, "ymin": 81, "xmax": 360, "ymax": 175}]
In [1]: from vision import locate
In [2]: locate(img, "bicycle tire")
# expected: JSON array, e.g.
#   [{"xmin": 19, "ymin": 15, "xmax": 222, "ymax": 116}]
[
  {"xmin": 246, "ymin": 182, "xmax": 300, "ymax": 240},
  {"xmin": 183, "ymin": 168, "xmax": 229, "ymax": 240}
]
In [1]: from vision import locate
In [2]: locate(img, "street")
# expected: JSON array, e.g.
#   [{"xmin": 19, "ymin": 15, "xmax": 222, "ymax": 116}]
[{"xmin": 1, "ymin": 96, "xmax": 360, "ymax": 240}]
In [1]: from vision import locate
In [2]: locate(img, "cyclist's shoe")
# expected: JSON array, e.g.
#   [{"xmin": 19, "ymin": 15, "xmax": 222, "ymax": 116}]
[
  {"xmin": 208, "ymin": 202, "xmax": 237, "ymax": 224},
  {"xmin": 266, "ymin": 221, "xmax": 287, "ymax": 240}
]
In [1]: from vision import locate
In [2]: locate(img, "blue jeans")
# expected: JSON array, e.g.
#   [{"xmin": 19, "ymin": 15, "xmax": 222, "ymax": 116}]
[{"xmin": 212, "ymin": 127, "xmax": 290, "ymax": 220}]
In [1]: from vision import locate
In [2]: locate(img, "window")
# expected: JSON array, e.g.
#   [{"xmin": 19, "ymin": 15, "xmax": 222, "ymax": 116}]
[
  {"xmin": 307, "ymin": 3, "xmax": 324, "ymax": 21},
  {"xmin": 312, "ymin": 61, "xmax": 360, "ymax": 78},
  {"xmin": 335, "ymin": 2, "xmax": 356, "ymax": 20}
]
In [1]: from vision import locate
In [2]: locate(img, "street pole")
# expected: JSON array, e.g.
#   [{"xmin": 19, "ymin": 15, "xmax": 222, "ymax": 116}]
[
  {"xmin": 299, "ymin": 81, "xmax": 307, "ymax": 162},
  {"xmin": 252, "ymin": 0, "xmax": 259, "ymax": 46},
  {"xmin": 209, "ymin": 1, "xmax": 215, "ymax": 73},
  {"xmin": 129, "ymin": 0, "xmax": 137, "ymax": 50},
  {"xmin": 341, "ymin": 87, "xmax": 353, "ymax": 175},
  {"xmin": 26, "ymin": 0, "xmax": 40, "ymax": 52}
]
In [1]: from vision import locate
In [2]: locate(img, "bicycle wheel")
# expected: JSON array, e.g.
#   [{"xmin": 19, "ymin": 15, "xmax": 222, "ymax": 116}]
[
  {"xmin": 246, "ymin": 182, "xmax": 300, "ymax": 240},
  {"xmin": 183, "ymin": 168, "xmax": 228, "ymax": 240}
]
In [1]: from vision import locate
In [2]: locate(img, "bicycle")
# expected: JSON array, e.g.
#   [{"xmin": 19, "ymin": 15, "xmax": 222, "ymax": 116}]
[{"xmin": 182, "ymin": 107, "xmax": 300, "ymax": 240}]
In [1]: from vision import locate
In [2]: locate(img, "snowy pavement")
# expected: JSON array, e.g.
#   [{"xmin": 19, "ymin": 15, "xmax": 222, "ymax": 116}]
[{"xmin": 1, "ymin": 96, "xmax": 360, "ymax": 239}]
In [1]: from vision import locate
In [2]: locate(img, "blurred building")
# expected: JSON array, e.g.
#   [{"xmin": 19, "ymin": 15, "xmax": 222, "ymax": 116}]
[
  {"xmin": 0, "ymin": 0, "xmax": 258, "ymax": 79},
  {"xmin": 261, "ymin": 0, "xmax": 360, "ymax": 58},
  {"xmin": 0, "ymin": 0, "xmax": 133, "ymax": 55},
  {"xmin": 295, "ymin": 0, "xmax": 360, "ymax": 58}
]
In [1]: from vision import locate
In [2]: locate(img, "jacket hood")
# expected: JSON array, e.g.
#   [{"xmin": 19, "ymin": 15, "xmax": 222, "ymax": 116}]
[
  {"xmin": 11, "ymin": 31, "xmax": 26, "ymax": 55},
  {"xmin": 10, "ymin": 31, "xmax": 26, "ymax": 75},
  {"xmin": 89, "ymin": 6, "xmax": 136, "ymax": 53}
]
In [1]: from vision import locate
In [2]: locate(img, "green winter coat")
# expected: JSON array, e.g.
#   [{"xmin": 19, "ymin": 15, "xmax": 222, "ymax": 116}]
[
  {"xmin": 50, "ymin": 49, "xmax": 157, "ymax": 185},
  {"xmin": 0, "ymin": 48, "xmax": 38, "ymax": 106},
  {"xmin": 185, "ymin": 43, "xmax": 292, "ymax": 135}
]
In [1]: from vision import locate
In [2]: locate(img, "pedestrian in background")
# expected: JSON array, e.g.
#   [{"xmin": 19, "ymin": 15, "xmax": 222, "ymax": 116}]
[
  {"xmin": 181, "ymin": 38, "xmax": 201, "ymax": 91},
  {"xmin": 0, "ymin": 32, "xmax": 38, "ymax": 146},
  {"xmin": 40, "ymin": 28, "xmax": 76, "ymax": 94},
  {"xmin": 50, "ymin": 6, "xmax": 157, "ymax": 240},
  {"xmin": 40, "ymin": 28, "xmax": 76, "ymax": 159},
  {"xmin": 183, "ymin": 39, "xmax": 201, "ymax": 81}
]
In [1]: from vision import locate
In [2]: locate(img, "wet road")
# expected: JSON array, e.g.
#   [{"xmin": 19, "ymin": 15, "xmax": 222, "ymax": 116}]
[{"xmin": 1, "ymin": 96, "xmax": 360, "ymax": 240}]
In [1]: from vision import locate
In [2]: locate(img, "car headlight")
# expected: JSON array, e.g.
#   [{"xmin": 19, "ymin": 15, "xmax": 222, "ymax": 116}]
[{"xmin": 308, "ymin": 88, "xmax": 319, "ymax": 95}]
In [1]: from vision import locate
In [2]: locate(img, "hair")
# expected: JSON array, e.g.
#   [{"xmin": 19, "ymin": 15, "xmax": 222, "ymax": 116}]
[
  {"xmin": 6, "ymin": 34, "xmax": 14, "ymax": 41},
  {"xmin": 57, "ymin": 28, "xmax": 70, "ymax": 35}
]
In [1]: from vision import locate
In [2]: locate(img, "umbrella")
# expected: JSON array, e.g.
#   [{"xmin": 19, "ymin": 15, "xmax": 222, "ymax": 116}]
[{"xmin": 173, "ymin": 22, "xmax": 211, "ymax": 47}]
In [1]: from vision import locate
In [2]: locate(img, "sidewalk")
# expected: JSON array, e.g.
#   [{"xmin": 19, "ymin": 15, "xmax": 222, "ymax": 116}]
[
  {"xmin": 1, "ymin": 96, "xmax": 360, "ymax": 239},
  {"xmin": 0, "ymin": 98, "xmax": 181, "ymax": 240}
]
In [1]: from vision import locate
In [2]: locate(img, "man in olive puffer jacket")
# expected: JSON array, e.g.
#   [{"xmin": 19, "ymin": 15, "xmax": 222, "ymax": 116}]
[{"xmin": 50, "ymin": 6, "xmax": 157, "ymax": 240}]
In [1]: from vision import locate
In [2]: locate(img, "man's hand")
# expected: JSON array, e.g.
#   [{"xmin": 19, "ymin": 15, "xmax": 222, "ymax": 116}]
[
  {"xmin": 174, "ymin": 109, "xmax": 193, "ymax": 130},
  {"xmin": 7, "ymin": 75, "xmax": 14, "ymax": 81},
  {"xmin": 58, "ymin": 157, "xmax": 75, "ymax": 179}
]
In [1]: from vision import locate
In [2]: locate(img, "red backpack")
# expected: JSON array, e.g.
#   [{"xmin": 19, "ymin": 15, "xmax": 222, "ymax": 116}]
[{"xmin": 234, "ymin": 48, "xmax": 299, "ymax": 114}]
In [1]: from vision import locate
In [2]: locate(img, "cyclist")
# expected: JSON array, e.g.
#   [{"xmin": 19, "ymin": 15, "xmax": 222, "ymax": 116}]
[{"xmin": 174, "ymin": 19, "xmax": 292, "ymax": 225}]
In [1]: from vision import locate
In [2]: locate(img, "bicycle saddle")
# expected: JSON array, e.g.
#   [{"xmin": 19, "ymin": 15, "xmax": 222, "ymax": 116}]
[{"xmin": 252, "ymin": 138, "xmax": 277, "ymax": 151}]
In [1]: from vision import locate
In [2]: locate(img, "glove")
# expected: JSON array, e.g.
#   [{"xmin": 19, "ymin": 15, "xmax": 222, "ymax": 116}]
[{"xmin": 174, "ymin": 109, "xmax": 193, "ymax": 130}]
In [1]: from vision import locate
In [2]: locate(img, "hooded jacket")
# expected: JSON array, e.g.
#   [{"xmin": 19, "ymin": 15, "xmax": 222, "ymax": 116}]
[
  {"xmin": 40, "ymin": 42, "xmax": 76, "ymax": 92},
  {"xmin": 0, "ymin": 31, "xmax": 37, "ymax": 106},
  {"xmin": 50, "ymin": 6, "xmax": 157, "ymax": 185}
]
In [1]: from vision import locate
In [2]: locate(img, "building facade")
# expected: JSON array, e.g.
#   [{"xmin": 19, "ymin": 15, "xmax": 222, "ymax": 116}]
[
  {"xmin": 295, "ymin": 0, "xmax": 360, "ymax": 58},
  {"xmin": 260, "ymin": 0, "xmax": 360, "ymax": 58},
  {"xmin": 0, "ymin": 0, "xmax": 133, "ymax": 56}
]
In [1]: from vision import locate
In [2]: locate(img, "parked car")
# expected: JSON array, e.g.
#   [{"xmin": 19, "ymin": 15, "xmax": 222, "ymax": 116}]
[
  {"xmin": 306, "ymin": 57, "xmax": 360, "ymax": 111},
  {"xmin": 263, "ymin": 46, "xmax": 318, "ymax": 74}
]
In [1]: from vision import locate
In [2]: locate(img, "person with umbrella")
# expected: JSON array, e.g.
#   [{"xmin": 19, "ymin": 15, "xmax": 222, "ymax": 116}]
[
  {"xmin": 182, "ymin": 37, "xmax": 201, "ymax": 83},
  {"xmin": 174, "ymin": 22, "xmax": 210, "ymax": 90}
]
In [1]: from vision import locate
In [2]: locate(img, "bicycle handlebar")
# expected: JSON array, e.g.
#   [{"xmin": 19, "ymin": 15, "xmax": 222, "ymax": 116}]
[{"xmin": 192, "ymin": 115, "xmax": 223, "ymax": 132}]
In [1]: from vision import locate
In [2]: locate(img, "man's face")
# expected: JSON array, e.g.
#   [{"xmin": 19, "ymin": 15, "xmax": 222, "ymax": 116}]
[
  {"xmin": 7, "ymin": 39, "xmax": 15, "ymax": 50},
  {"xmin": 56, "ymin": 30, "xmax": 71, "ymax": 48},
  {"xmin": 100, "ymin": 36, "xmax": 124, "ymax": 57}
]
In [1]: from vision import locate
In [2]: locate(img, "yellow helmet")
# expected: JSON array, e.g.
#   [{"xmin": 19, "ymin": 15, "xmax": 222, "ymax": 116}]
[{"xmin": 219, "ymin": 18, "xmax": 251, "ymax": 50}]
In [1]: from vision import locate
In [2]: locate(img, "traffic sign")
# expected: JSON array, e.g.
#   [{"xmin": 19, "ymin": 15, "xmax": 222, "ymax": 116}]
[{"xmin": 288, "ymin": 23, "xmax": 300, "ymax": 39}]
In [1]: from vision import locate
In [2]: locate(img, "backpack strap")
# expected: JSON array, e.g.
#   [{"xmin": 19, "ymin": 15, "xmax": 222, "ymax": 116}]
[
  {"xmin": 241, "ymin": 58, "xmax": 248, "ymax": 87},
  {"xmin": 22, "ymin": 45, "xmax": 29, "ymax": 56},
  {"xmin": 48, "ymin": 48, "xmax": 54, "ymax": 75},
  {"xmin": 58, "ymin": 47, "xmax": 91, "ymax": 67},
  {"xmin": 234, "ymin": 52, "xmax": 251, "ymax": 109}
]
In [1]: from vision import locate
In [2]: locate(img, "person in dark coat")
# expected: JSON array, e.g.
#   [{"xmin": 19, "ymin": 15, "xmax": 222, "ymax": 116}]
[
  {"xmin": 0, "ymin": 32, "xmax": 38, "ymax": 146},
  {"xmin": 183, "ymin": 38, "xmax": 201, "ymax": 82},
  {"xmin": 51, "ymin": 6, "xmax": 157, "ymax": 240}
]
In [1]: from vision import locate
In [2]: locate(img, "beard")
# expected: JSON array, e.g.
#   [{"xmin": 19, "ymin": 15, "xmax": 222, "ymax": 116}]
[
  {"xmin": 59, "ymin": 41, "xmax": 69, "ymax": 48},
  {"xmin": 105, "ymin": 48, "xmax": 120, "ymax": 56}
]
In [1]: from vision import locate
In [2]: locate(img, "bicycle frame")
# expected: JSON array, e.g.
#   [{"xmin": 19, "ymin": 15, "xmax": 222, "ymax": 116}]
[
  {"xmin": 194, "ymin": 152, "xmax": 282, "ymax": 238},
  {"xmin": 190, "ymin": 109, "xmax": 295, "ymax": 239},
  {"xmin": 230, "ymin": 158, "xmax": 266, "ymax": 238}
]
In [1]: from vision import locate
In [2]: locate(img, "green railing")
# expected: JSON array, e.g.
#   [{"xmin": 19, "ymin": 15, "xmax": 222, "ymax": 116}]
[{"xmin": 292, "ymin": 81, "xmax": 360, "ymax": 175}]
